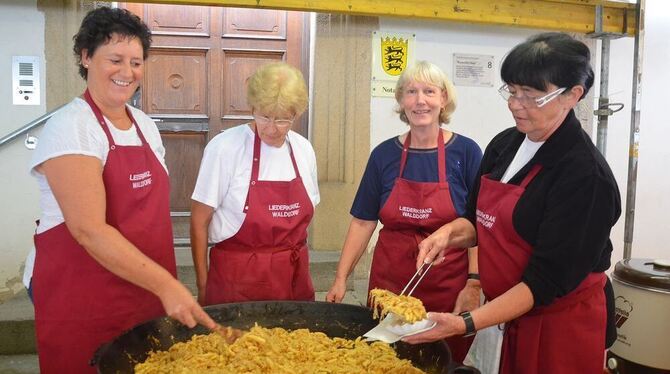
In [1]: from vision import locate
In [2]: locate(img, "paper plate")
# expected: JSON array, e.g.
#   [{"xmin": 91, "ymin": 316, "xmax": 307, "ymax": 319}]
[{"xmin": 363, "ymin": 313, "xmax": 436, "ymax": 343}]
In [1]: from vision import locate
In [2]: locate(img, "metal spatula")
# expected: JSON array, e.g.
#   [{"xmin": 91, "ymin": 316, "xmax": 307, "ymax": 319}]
[{"xmin": 213, "ymin": 323, "xmax": 245, "ymax": 344}]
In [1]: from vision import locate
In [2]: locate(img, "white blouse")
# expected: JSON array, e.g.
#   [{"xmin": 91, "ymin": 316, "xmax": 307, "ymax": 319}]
[
  {"xmin": 30, "ymin": 97, "xmax": 167, "ymax": 234},
  {"xmin": 191, "ymin": 124, "xmax": 320, "ymax": 243}
]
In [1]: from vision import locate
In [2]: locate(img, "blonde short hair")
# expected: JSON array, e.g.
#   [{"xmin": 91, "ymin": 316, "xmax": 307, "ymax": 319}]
[
  {"xmin": 394, "ymin": 61, "xmax": 457, "ymax": 124},
  {"xmin": 247, "ymin": 62, "xmax": 308, "ymax": 116}
]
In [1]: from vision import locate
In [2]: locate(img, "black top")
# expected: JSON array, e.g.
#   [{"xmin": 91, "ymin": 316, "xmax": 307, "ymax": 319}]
[{"xmin": 465, "ymin": 110, "xmax": 621, "ymax": 307}]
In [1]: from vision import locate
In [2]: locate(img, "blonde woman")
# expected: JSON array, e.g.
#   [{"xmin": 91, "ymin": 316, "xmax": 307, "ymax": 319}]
[
  {"xmin": 191, "ymin": 62, "xmax": 319, "ymax": 305},
  {"xmin": 326, "ymin": 61, "xmax": 482, "ymax": 361}
]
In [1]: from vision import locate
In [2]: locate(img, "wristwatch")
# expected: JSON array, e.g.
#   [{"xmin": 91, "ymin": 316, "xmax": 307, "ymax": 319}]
[{"xmin": 459, "ymin": 311, "xmax": 477, "ymax": 337}]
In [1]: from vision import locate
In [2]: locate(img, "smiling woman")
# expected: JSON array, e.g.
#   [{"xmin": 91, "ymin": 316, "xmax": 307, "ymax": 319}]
[
  {"xmin": 29, "ymin": 7, "xmax": 217, "ymax": 374},
  {"xmin": 326, "ymin": 61, "xmax": 483, "ymax": 363}
]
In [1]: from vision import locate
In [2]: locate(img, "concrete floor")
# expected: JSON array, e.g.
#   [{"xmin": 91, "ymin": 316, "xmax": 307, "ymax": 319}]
[{"xmin": 0, "ymin": 355, "xmax": 39, "ymax": 374}]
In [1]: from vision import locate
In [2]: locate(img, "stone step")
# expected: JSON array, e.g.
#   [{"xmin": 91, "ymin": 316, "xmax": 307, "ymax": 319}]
[
  {"xmin": 0, "ymin": 354, "xmax": 39, "ymax": 374},
  {"xmin": 0, "ymin": 290, "xmax": 35, "ymax": 356}
]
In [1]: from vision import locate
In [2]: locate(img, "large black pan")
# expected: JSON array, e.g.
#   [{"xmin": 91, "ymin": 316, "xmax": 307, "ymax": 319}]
[{"xmin": 93, "ymin": 301, "xmax": 479, "ymax": 374}]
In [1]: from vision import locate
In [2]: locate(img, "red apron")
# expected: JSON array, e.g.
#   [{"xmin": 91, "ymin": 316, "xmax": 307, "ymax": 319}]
[
  {"xmin": 32, "ymin": 90, "xmax": 176, "ymax": 374},
  {"xmin": 476, "ymin": 164, "xmax": 606, "ymax": 374},
  {"xmin": 368, "ymin": 131, "xmax": 472, "ymax": 362},
  {"xmin": 204, "ymin": 128, "xmax": 315, "ymax": 304}
]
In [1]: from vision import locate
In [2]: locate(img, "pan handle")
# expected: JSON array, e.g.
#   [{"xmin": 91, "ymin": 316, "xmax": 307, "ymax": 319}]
[
  {"xmin": 90, "ymin": 341, "xmax": 113, "ymax": 368},
  {"xmin": 450, "ymin": 365, "xmax": 481, "ymax": 374}
]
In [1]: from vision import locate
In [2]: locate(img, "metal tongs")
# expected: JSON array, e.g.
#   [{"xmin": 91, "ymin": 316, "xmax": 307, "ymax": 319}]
[
  {"xmin": 399, "ymin": 261, "xmax": 433, "ymax": 298},
  {"xmin": 363, "ymin": 261, "xmax": 435, "ymax": 343}
]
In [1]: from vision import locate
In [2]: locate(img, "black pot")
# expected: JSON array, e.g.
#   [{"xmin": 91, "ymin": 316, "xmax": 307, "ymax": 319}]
[{"xmin": 93, "ymin": 301, "xmax": 478, "ymax": 373}]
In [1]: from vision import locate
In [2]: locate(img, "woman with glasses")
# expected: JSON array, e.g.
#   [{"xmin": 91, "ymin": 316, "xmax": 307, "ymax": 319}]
[
  {"xmin": 326, "ymin": 61, "xmax": 483, "ymax": 362},
  {"xmin": 406, "ymin": 33, "xmax": 621, "ymax": 374},
  {"xmin": 190, "ymin": 62, "xmax": 319, "ymax": 305}
]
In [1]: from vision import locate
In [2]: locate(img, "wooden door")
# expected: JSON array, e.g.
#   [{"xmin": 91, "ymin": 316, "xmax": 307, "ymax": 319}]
[{"xmin": 123, "ymin": 3, "xmax": 309, "ymax": 243}]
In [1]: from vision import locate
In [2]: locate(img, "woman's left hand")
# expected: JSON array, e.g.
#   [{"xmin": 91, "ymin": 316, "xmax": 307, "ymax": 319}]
[
  {"xmin": 402, "ymin": 312, "xmax": 466, "ymax": 344},
  {"xmin": 452, "ymin": 279, "xmax": 481, "ymax": 314}
]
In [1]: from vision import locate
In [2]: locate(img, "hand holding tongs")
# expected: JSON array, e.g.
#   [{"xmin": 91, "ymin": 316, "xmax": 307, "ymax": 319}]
[{"xmin": 400, "ymin": 261, "xmax": 433, "ymax": 297}]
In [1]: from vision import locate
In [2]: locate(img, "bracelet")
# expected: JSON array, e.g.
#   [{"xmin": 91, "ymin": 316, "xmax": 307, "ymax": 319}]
[
  {"xmin": 467, "ymin": 273, "xmax": 480, "ymax": 280},
  {"xmin": 459, "ymin": 311, "xmax": 477, "ymax": 337}
]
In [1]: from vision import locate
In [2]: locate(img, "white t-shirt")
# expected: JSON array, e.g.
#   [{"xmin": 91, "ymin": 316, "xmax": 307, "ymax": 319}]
[
  {"xmin": 501, "ymin": 136, "xmax": 544, "ymax": 183},
  {"xmin": 191, "ymin": 124, "xmax": 320, "ymax": 243},
  {"xmin": 29, "ymin": 97, "xmax": 167, "ymax": 234}
]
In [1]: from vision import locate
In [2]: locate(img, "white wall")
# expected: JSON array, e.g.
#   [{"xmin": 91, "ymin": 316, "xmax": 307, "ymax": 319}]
[
  {"xmin": 0, "ymin": 0, "xmax": 45, "ymax": 299},
  {"xmin": 376, "ymin": 9, "xmax": 669, "ymax": 268},
  {"xmin": 372, "ymin": 20, "xmax": 539, "ymax": 149},
  {"xmin": 625, "ymin": 0, "xmax": 670, "ymax": 260},
  {"xmin": 574, "ymin": 3, "xmax": 669, "ymax": 264}
]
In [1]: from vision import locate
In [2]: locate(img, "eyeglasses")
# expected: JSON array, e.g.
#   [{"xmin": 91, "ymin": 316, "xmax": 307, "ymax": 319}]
[
  {"xmin": 498, "ymin": 84, "xmax": 566, "ymax": 108},
  {"xmin": 253, "ymin": 114, "xmax": 294, "ymax": 128}
]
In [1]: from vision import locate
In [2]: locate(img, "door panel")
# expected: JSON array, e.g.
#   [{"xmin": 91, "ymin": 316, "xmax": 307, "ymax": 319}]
[
  {"xmin": 223, "ymin": 8, "xmax": 286, "ymax": 39},
  {"xmin": 144, "ymin": 49, "xmax": 208, "ymax": 115},
  {"xmin": 219, "ymin": 51, "xmax": 284, "ymax": 133},
  {"xmin": 162, "ymin": 132, "xmax": 207, "ymax": 212},
  {"xmin": 145, "ymin": 4, "xmax": 210, "ymax": 36}
]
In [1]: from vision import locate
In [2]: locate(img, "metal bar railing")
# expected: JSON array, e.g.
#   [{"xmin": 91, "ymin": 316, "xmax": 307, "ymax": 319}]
[{"xmin": 0, "ymin": 104, "xmax": 66, "ymax": 149}]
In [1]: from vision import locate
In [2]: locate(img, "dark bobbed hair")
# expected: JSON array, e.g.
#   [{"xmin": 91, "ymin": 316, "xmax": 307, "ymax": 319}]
[
  {"xmin": 73, "ymin": 7, "xmax": 152, "ymax": 79},
  {"xmin": 501, "ymin": 32, "xmax": 594, "ymax": 100}
]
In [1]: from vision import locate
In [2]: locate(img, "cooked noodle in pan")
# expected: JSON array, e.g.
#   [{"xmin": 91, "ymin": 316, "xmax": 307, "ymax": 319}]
[{"xmin": 134, "ymin": 324, "xmax": 424, "ymax": 373}]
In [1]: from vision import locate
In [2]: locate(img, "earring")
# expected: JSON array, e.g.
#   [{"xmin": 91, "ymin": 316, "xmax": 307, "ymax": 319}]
[{"xmin": 83, "ymin": 64, "xmax": 89, "ymax": 68}]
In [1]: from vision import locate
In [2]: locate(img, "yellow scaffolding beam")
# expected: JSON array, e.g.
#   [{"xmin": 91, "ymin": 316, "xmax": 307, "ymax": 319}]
[{"xmin": 129, "ymin": 0, "xmax": 636, "ymax": 36}]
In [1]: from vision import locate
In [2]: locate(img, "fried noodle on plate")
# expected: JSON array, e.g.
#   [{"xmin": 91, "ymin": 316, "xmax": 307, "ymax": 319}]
[{"xmin": 368, "ymin": 288, "xmax": 427, "ymax": 324}]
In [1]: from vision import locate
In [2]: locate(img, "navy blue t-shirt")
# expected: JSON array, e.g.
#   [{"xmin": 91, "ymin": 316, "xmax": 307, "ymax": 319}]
[{"xmin": 351, "ymin": 133, "xmax": 483, "ymax": 220}]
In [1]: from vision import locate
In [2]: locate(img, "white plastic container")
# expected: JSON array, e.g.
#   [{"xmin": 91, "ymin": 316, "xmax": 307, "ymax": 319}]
[{"xmin": 609, "ymin": 258, "xmax": 670, "ymax": 372}]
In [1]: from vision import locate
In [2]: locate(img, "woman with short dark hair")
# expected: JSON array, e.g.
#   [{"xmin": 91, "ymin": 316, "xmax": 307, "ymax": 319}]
[
  {"xmin": 30, "ymin": 7, "xmax": 216, "ymax": 373},
  {"xmin": 407, "ymin": 33, "xmax": 621, "ymax": 374}
]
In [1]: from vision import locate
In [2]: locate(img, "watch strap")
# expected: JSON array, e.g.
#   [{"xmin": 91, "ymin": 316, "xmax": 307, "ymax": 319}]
[{"xmin": 459, "ymin": 311, "xmax": 477, "ymax": 337}]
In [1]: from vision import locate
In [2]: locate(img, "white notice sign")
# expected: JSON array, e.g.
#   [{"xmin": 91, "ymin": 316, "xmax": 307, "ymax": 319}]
[{"xmin": 453, "ymin": 53, "xmax": 495, "ymax": 87}]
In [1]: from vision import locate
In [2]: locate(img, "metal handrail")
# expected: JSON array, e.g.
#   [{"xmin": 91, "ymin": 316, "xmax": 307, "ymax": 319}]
[{"xmin": 0, "ymin": 104, "xmax": 66, "ymax": 149}]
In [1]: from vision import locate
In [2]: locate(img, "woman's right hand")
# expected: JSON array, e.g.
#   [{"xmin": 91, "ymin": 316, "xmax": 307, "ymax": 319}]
[
  {"xmin": 326, "ymin": 278, "xmax": 347, "ymax": 303},
  {"xmin": 416, "ymin": 226, "xmax": 451, "ymax": 269},
  {"xmin": 158, "ymin": 278, "xmax": 217, "ymax": 330}
]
